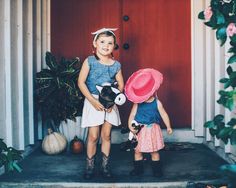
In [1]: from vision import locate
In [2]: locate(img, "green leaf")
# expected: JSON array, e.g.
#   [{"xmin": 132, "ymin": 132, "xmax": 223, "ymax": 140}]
[
  {"xmin": 226, "ymin": 98, "xmax": 234, "ymax": 111},
  {"xmin": 213, "ymin": 114, "xmax": 224, "ymax": 123},
  {"xmin": 218, "ymin": 127, "xmax": 233, "ymax": 138},
  {"xmin": 219, "ymin": 78, "xmax": 231, "ymax": 88},
  {"xmin": 45, "ymin": 52, "xmax": 58, "ymax": 71},
  {"xmin": 228, "ymin": 55, "xmax": 236, "ymax": 64},
  {"xmin": 227, "ymin": 65, "xmax": 233, "ymax": 75},
  {"xmin": 220, "ymin": 164, "xmax": 236, "ymax": 174},
  {"xmin": 198, "ymin": 11, "xmax": 205, "ymax": 20},
  {"xmin": 216, "ymin": 11, "xmax": 225, "ymax": 25},
  {"xmin": 224, "ymin": 81, "xmax": 231, "ymax": 89},
  {"xmin": 219, "ymin": 78, "xmax": 229, "ymax": 83},
  {"xmin": 12, "ymin": 162, "xmax": 22, "ymax": 173},
  {"xmin": 209, "ymin": 128, "xmax": 218, "ymax": 136},
  {"xmin": 220, "ymin": 36, "xmax": 227, "ymax": 46},
  {"xmin": 204, "ymin": 121, "xmax": 215, "ymax": 128},
  {"xmin": 227, "ymin": 118, "xmax": 236, "ymax": 126},
  {"xmin": 230, "ymin": 130, "xmax": 236, "ymax": 144},
  {"xmin": 216, "ymin": 27, "xmax": 226, "ymax": 40},
  {"xmin": 228, "ymin": 47, "xmax": 236, "ymax": 53},
  {"xmin": 0, "ymin": 140, "xmax": 7, "ymax": 151},
  {"xmin": 230, "ymin": 35, "xmax": 236, "ymax": 43}
]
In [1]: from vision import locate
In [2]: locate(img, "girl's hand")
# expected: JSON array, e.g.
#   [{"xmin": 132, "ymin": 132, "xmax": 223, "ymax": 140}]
[
  {"xmin": 128, "ymin": 125, "xmax": 138, "ymax": 134},
  {"xmin": 91, "ymin": 98, "xmax": 104, "ymax": 111},
  {"xmin": 105, "ymin": 107, "xmax": 112, "ymax": 113},
  {"xmin": 167, "ymin": 127, "xmax": 173, "ymax": 135}
]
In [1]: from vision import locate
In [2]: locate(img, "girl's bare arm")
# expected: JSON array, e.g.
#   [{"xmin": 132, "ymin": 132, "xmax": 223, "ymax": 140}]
[
  {"xmin": 78, "ymin": 59, "xmax": 104, "ymax": 111},
  {"xmin": 115, "ymin": 69, "xmax": 124, "ymax": 92},
  {"xmin": 128, "ymin": 103, "xmax": 138, "ymax": 134},
  {"xmin": 157, "ymin": 100, "xmax": 173, "ymax": 134}
]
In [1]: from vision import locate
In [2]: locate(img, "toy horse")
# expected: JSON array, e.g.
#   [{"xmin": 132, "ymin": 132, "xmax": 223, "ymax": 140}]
[
  {"xmin": 120, "ymin": 120, "xmax": 144, "ymax": 151},
  {"xmin": 96, "ymin": 83, "xmax": 126, "ymax": 109}
]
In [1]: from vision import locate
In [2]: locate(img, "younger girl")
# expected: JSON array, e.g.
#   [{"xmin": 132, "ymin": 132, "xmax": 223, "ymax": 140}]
[
  {"xmin": 78, "ymin": 28, "xmax": 124, "ymax": 179},
  {"xmin": 125, "ymin": 68, "xmax": 172, "ymax": 177}
]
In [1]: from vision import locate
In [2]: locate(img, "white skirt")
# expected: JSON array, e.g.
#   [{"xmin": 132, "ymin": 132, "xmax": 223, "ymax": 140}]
[{"xmin": 81, "ymin": 95, "xmax": 121, "ymax": 128}]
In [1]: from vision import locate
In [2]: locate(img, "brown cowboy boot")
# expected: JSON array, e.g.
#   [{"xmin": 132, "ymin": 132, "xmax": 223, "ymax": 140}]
[
  {"xmin": 101, "ymin": 152, "xmax": 112, "ymax": 178},
  {"xmin": 84, "ymin": 155, "xmax": 95, "ymax": 179}
]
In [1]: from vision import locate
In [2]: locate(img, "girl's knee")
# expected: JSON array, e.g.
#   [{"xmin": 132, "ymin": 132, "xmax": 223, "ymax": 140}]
[
  {"xmin": 101, "ymin": 134, "xmax": 111, "ymax": 142},
  {"xmin": 151, "ymin": 151, "xmax": 160, "ymax": 160},
  {"xmin": 134, "ymin": 151, "xmax": 143, "ymax": 160},
  {"xmin": 88, "ymin": 134, "xmax": 99, "ymax": 143}
]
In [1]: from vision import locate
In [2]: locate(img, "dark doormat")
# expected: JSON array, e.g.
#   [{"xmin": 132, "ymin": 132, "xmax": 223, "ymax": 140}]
[{"xmin": 164, "ymin": 142, "xmax": 195, "ymax": 151}]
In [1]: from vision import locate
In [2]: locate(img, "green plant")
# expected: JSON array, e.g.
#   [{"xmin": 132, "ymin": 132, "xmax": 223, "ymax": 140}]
[
  {"xmin": 35, "ymin": 52, "xmax": 84, "ymax": 130},
  {"xmin": 0, "ymin": 139, "xmax": 22, "ymax": 173},
  {"xmin": 199, "ymin": 0, "xmax": 236, "ymax": 145}
]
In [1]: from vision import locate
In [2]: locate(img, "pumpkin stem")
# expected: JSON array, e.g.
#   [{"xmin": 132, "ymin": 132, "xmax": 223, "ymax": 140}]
[
  {"xmin": 74, "ymin": 135, "xmax": 79, "ymax": 140},
  {"xmin": 47, "ymin": 128, "xmax": 53, "ymax": 134}
]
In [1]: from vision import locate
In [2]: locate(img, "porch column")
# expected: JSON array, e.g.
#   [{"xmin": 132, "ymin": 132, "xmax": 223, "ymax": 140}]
[
  {"xmin": 191, "ymin": 0, "xmax": 206, "ymax": 137},
  {"xmin": 0, "ymin": 0, "xmax": 13, "ymax": 146},
  {"xmin": 11, "ymin": 0, "xmax": 25, "ymax": 149}
]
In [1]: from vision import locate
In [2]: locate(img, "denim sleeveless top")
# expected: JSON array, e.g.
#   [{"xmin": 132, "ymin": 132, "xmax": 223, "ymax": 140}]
[
  {"xmin": 86, "ymin": 56, "xmax": 121, "ymax": 95},
  {"xmin": 134, "ymin": 99, "xmax": 161, "ymax": 125}
]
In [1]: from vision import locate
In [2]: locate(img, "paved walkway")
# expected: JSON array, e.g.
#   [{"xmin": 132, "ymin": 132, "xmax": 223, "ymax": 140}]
[{"xmin": 0, "ymin": 143, "xmax": 229, "ymax": 188}]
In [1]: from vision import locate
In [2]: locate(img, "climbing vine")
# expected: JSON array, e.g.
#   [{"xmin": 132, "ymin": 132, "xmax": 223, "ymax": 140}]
[{"xmin": 198, "ymin": 0, "xmax": 236, "ymax": 145}]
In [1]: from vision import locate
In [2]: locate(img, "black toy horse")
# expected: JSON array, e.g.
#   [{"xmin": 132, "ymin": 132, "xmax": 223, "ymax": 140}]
[
  {"xmin": 120, "ymin": 120, "xmax": 144, "ymax": 151},
  {"xmin": 96, "ymin": 82, "xmax": 126, "ymax": 109}
]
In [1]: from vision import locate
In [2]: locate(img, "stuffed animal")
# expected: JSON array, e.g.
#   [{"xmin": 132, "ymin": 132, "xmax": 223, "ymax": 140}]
[
  {"xmin": 120, "ymin": 120, "xmax": 144, "ymax": 151},
  {"xmin": 96, "ymin": 83, "xmax": 126, "ymax": 109}
]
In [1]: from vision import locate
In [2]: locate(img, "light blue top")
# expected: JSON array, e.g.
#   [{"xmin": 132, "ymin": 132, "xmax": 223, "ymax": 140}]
[
  {"xmin": 86, "ymin": 55, "xmax": 121, "ymax": 95},
  {"xmin": 134, "ymin": 99, "xmax": 161, "ymax": 126}
]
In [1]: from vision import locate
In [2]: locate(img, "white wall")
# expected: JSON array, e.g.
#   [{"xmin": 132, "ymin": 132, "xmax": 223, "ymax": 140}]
[{"xmin": 0, "ymin": 0, "xmax": 50, "ymax": 150}]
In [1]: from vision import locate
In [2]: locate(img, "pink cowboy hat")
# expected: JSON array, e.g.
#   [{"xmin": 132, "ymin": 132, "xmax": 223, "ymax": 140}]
[{"xmin": 124, "ymin": 68, "xmax": 163, "ymax": 103}]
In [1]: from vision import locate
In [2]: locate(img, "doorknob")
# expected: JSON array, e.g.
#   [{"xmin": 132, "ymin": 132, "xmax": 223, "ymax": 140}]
[
  {"xmin": 123, "ymin": 43, "xmax": 130, "ymax": 50},
  {"xmin": 123, "ymin": 15, "xmax": 129, "ymax": 21}
]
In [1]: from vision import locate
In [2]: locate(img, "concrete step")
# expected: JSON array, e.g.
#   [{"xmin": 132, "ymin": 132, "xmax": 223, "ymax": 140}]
[{"xmin": 0, "ymin": 182, "xmax": 189, "ymax": 188}]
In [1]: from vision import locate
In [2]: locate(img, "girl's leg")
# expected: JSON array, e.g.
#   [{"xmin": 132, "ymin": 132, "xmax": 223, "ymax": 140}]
[
  {"xmin": 84, "ymin": 126, "xmax": 100, "ymax": 179},
  {"xmin": 100, "ymin": 121, "xmax": 113, "ymax": 178},
  {"xmin": 87, "ymin": 126, "xmax": 100, "ymax": 158},
  {"xmin": 150, "ymin": 151, "xmax": 163, "ymax": 177},
  {"xmin": 100, "ymin": 121, "xmax": 112, "ymax": 156},
  {"xmin": 134, "ymin": 150, "xmax": 143, "ymax": 161},
  {"xmin": 150, "ymin": 151, "xmax": 160, "ymax": 161},
  {"xmin": 130, "ymin": 150, "xmax": 144, "ymax": 176}
]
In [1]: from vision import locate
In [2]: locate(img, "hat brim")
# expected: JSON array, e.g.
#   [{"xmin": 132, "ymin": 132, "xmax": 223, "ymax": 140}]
[{"xmin": 124, "ymin": 68, "xmax": 163, "ymax": 103}]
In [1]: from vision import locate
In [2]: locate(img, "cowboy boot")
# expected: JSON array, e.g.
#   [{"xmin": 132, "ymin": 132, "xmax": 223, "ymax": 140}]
[
  {"xmin": 84, "ymin": 155, "xmax": 95, "ymax": 179},
  {"xmin": 101, "ymin": 152, "xmax": 112, "ymax": 178},
  {"xmin": 151, "ymin": 160, "xmax": 163, "ymax": 177},
  {"xmin": 130, "ymin": 160, "xmax": 144, "ymax": 176}
]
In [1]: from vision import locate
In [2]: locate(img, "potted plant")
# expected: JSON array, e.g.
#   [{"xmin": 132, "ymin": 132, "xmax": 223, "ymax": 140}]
[{"xmin": 35, "ymin": 52, "xmax": 86, "ymax": 149}]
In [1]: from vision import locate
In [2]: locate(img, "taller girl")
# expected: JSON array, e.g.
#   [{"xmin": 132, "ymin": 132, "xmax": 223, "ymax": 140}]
[{"xmin": 78, "ymin": 28, "xmax": 124, "ymax": 179}]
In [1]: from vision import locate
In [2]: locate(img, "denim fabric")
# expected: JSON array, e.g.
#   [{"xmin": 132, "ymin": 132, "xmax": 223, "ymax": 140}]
[
  {"xmin": 134, "ymin": 99, "xmax": 161, "ymax": 125},
  {"xmin": 86, "ymin": 56, "xmax": 121, "ymax": 95}
]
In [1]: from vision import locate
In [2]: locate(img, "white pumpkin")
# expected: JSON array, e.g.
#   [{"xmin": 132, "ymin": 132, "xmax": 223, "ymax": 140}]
[{"xmin": 42, "ymin": 128, "xmax": 67, "ymax": 155}]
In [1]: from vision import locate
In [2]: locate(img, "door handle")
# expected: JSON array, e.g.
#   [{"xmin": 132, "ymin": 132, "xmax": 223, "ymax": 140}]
[
  {"xmin": 123, "ymin": 15, "xmax": 129, "ymax": 21},
  {"xmin": 123, "ymin": 43, "xmax": 130, "ymax": 50}
]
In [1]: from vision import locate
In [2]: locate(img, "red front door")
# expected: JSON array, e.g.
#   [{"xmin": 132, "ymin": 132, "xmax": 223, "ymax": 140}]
[{"xmin": 51, "ymin": 0, "xmax": 191, "ymax": 128}]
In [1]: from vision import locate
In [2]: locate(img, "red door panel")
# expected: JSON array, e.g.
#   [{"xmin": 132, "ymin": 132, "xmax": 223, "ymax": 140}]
[
  {"xmin": 120, "ymin": 0, "xmax": 191, "ymax": 128},
  {"xmin": 51, "ymin": 0, "xmax": 121, "ymax": 60}
]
